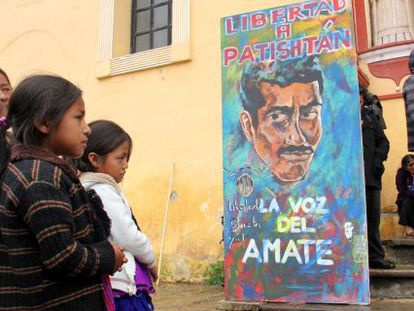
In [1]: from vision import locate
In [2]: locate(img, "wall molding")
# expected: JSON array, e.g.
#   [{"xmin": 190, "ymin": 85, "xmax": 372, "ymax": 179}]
[{"xmin": 359, "ymin": 42, "xmax": 414, "ymax": 64}]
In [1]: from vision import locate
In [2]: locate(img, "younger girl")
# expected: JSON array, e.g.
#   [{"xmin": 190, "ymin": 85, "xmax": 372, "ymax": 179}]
[
  {"xmin": 74, "ymin": 120, "xmax": 158, "ymax": 310},
  {"xmin": 0, "ymin": 75, "xmax": 126, "ymax": 310},
  {"xmin": 396, "ymin": 154, "xmax": 414, "ymax": 236},
  {"xmin": 0, "ymin": 68, "xmax": 12, "ymax": 117}
]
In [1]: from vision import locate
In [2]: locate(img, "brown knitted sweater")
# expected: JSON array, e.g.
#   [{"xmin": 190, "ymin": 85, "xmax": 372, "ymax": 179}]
[{"xmin": 0, "ymin": 145, "xmax": 115, "ymax": 310}]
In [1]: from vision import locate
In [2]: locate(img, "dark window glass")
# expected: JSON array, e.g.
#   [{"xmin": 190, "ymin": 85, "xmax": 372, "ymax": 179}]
[
  {"xmin": 154, "ymin": 29, "xmax": 169, "ymax": 48},
  {"xmin": 131, "ymin": 0, "xmax": 172, "ymax": 53},
  {"xmin": 154, "ymin": 5, "xmax": 169, "ymax": 28},
  {"xmin": 136, "ymin": 34, "xmax": 151, "ymax": 52},
  {"xmin": 136, "ymin": 10, "xmax": 150, "ymax": 33},
  {"xmin": 137, "ymin": 0, "xmax": 150, "ymax": 9},
  {"xmin": 154, "ymin": 0, "xmax": 169, "ymax": 5}
]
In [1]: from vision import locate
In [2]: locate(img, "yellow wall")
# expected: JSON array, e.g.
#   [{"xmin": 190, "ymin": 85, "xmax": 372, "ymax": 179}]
[
  {"xmin": 0, "ymin": 0, "xmax": 295, "ymax": 281},
  {"xmin": 1, "ymin": 0, "xmax": 409, "ymax": 281}
]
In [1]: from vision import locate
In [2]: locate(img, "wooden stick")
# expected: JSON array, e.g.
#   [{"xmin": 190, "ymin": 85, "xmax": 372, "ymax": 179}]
[{"xmin": 156, "ymin": 162, "xmax": 175, "ymax": 286}]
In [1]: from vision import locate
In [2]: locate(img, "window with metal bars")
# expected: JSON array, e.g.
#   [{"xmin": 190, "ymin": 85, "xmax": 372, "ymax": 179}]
[{"xmin": 131, "ymin": 0, "xmax": 172, "ymax": 53}]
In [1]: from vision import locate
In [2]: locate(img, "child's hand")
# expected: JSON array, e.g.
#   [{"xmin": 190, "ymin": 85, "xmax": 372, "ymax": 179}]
[
  {"xmin": 150, "ymin": 265, "xmax": 158, "ymax": 282},
  {"xmin": 113, "ymin": 245, "xmax": 127, "ymax": 273}
]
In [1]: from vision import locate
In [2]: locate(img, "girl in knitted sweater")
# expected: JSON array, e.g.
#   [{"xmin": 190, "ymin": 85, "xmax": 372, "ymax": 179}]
[{"xmin": 0, "ymin": 75, "xmax": 126, "ymax": 310}]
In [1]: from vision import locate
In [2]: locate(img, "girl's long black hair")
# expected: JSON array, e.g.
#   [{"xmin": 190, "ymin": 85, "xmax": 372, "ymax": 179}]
[
  {"xmin": 0, "ymin": 74, "xmax": 81, "ymax": 175},
  {"xmin": 71, "ymin": 120, "xmax": 132, "ymax": 172},
  {"xmin": 401, "ymin": 154, "xmax": 414, "ymax": 170}
]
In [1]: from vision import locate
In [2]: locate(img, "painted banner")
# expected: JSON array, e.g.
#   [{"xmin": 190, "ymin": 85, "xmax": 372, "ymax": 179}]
[{"xmin": 221, "ymin": 0, "xmax": 369, "ymax": 304}]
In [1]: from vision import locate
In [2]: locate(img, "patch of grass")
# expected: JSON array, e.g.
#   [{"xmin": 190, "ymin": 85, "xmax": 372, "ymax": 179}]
[{"xmin": 204, "ymin": 260, "xmax": 224, "ymax": 286}]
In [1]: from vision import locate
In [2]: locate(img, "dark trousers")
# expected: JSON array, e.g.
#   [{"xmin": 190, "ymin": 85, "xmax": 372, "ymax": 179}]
[
  {"xmin": 366, "ymin": 187, "xmax": 385, "ymax": 262},
  {"xmin": 398, "ymin": 197, "xmax": 414, "ymax": 227}
]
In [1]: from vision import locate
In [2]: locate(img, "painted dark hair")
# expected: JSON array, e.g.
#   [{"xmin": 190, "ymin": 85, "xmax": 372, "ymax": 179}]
[
  {"xmin": 401, "ymin": 154, "xmax": 414, "ymax": 170},
  {"xmin": 240, "ymin": 56, "xmax": 324, "ymax": 128},
  {"xmin": 72, "ymin": 120, "xmax": 132, "ymax": 172},
  {"xmin": 0, "ymin": 68, "xmax": 11, "ymax": 85},
  {"xmin": 0, "ymin": 74, "xmax": 81, "ymax": 174}
]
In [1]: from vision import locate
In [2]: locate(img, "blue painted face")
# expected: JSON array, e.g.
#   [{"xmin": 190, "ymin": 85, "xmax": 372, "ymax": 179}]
[{"xmin": 241, "ymin": 81, "xmax": 322, "ymax": 183}]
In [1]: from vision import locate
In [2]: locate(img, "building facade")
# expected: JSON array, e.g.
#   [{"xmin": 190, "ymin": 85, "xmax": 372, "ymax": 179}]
[
  {"xmin": 0, "ymin": 0, "xmax": 412, "ymax": 281},
  {"xmin": 354, "ymin": 0, "xmax": 414, "ymax": 240}
]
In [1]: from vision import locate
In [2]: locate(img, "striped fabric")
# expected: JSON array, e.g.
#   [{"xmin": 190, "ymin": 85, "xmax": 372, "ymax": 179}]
[
  {"xmin": 403, "ymin": 50, "xmax": 414, "ymax": 152},
  {"xmin": 0, "ymin": 145, "xmax": 115, "ymax": 310}
]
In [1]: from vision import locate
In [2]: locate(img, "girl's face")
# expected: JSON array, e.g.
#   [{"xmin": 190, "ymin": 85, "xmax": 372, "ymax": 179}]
[
  {"xmin": 0, "ymin": 73, "xmax": 12, "ymax": 117},
  {"xmin": 94, "ymin": 141, "xmax": 130, "ymax": 183},
  {"xmin": 408, "ymin": 159, "xmax": 414, "ymax": 174},
  {"xmin": 39, "ymin": 96, "xmax": 91, "ymax": 157}
]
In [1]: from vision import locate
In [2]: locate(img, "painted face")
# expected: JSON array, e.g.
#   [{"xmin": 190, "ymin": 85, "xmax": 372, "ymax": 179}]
[
  {"xmin": 95, "ymin": 141, "xmax": 130, "ymax": 183},
  {"xmin": 40, "ymin": 97, "xmax": 91, "ymax": 157},
  {"xmin": 0, "ymin": 73, "xmax": 12, "ymax": 117},
  {"xmin": 242, "ymin": 81, "xmax": 322, "ymax": 183},
  {"xmin": 407, "ymin": 160, "xmax": 414, "ymax": 175}
]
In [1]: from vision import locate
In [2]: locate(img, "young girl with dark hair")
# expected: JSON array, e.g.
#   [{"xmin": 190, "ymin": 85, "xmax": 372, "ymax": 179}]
[
  {"xmin": 72, "ymin": 120, "xmax": 158, "ymax": 311},
  {"xmin": 0, "ymin": 68, "xmax": 12, "ymax": 117},
  {"xmin": 396, "ymin": 154, "xmax": 414, "ymax": 236},
  {"xmin": 0, "ymin": 75, "xmax": 126, "ymax": 310}
]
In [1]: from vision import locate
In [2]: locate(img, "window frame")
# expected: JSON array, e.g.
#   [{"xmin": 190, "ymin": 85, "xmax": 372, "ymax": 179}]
[
  {"xmin": 97, "ymin": 0, "xmax": 190, "ymax": 78},
  {"xmin": 130, "ymin": 0, "xmax": 173, "ymax": 53}
]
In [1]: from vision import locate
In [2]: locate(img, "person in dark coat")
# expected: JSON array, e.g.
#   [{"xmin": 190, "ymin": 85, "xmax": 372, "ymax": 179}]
[
  {"xmin": 403, "ymin": 49, "xmax": 414, "ymax": 151},
  {"xmin": 360, "ymin": 87, "xmax": 395, "ymax": 269},
  {"xmin": 395, "ymin": 154, "xmax": 414, "ymax": 236}
]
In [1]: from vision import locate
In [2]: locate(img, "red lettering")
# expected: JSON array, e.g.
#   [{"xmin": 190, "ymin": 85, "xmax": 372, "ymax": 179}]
[
  {"xmin": 276, "ymin": 41, "xmax": 289, "ymax": 60},
  {"xmin": 303, "ymin": 36, "xmax": 318, "ymax": 54},
  {"xmin": 241, "ymin": 15, "xmax": 249, "ymax": 32},
  {"xmin": 251, "ymin": 13, "xmax": 267, "ymax": 29},
  {"xmin": 270, "ymin": 8, "xmax": 286, "ymax": 23},
  {"xmin": 316, "ymin": 36, "xmax": 332, "ymax": 54},
  {"xmin": 270, "ymin": 42, "xmax": 276, "ymax": 61},
  {"xmin": 342, "ymin": 29, "xmax": 352, "ymax": 48},
  {"xmin": 315, "ymin": 0, "xmax": 334, "ymax": 16},
  {"xmin": 224, "ymin": 17, "xmax": 238, "ymax": 35},
  {"xmin": 302, "ymin": 2, "xmax": 318, "ymax": 17},
  {"xmin": 289, "ymin": 40, "xmax": 303, "ymax": 58},
  {"xmin": 332, "ymin": 0, "xmax": 347, "ymax": 12},
  {"xmin": 223, "ymin": 47, "xmax": 239, "ymax": 66},
  {"xmin": 254, "ymin": 43, "xmax": 269, "ymax": 61},
  {"xmin": 238, "ymin": 46, "xmax": 255, "ymax": 65},
  {"xmin": 275, "ymin": 24, "xmax": 291, "ymax": 39},
  {"xmin": 333, "ymin": 29, "xmax": 352, "ymax": 49},
  {"xmin": 287, "ymin": 5, "xmax": 306, "ymax": 21}
]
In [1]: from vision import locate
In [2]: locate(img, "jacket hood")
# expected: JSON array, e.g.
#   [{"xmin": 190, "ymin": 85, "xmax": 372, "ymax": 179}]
[
  {"xmin": 409, "ymin": 49, "xmax": 414, "ymax": 73},
  {"xmin": 79, "ymin": 172, "xmax": 121, "ymax": 192},
  {"xmin": 80, "ymin": 179, "xmax": 99, "ymax": 191}
]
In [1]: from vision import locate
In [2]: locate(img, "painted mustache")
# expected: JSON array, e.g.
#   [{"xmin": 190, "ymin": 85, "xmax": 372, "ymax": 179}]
[{"xmin": 278, "ymin": 145, "xmax": 314, "ymax": 156}]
